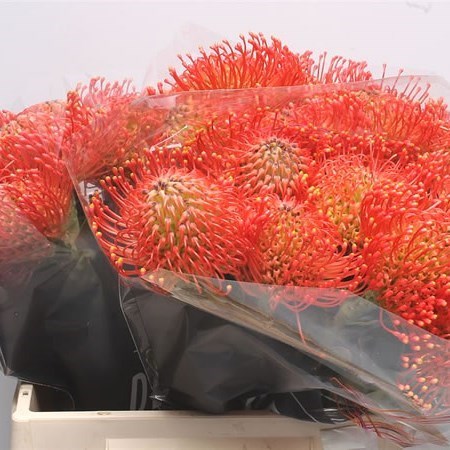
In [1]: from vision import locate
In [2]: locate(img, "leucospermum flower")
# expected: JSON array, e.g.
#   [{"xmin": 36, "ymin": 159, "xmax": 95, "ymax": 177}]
[
  {"xmin": 191, "ymin": 108, "xmax": 316, "ymax": 199},
  {"xmin": 163, "ymin": 33, "xmax": 316, "ymax": 91},
  {"xmin": 362, "ymin": 89, "xmax": 449, "ymax": 163},
  {"xmin": 409, "ymin": 148, "xmax": 450, "ymax": 211},
  {"xmin": 361, "ymin": 184, "xmax": 449, "ymax": 337},
  {"xmin": 66, "ymin": 78, "xmax": 164, "ymax": 180},
  {"xmin": 0, "ymin": 105, "xmax": 73, "ymax": 240},
  {"xmin": 244, "ymin": 198, "xmax": 365, "ymax": 294},
  {"xmin": 89, "ymin": 159, "xmax": 251, "ymax": 278},
  {"xmin": 308, "ymin": 155, "xmax": 397, "ymax": 244},
  {"xmin": 163, "ymin": 33, "xmax": 372, "ymax": 92}
]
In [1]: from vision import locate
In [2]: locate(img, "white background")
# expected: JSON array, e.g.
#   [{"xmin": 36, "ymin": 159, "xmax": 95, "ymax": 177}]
[{"xmin": 1, "ymin": 1, "xmax": 450, "ymax": 449}]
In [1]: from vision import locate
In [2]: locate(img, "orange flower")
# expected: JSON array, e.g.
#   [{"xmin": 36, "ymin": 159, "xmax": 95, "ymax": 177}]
[
  {"xmin": 89, "ymin": 160, "xmax": 251, "ymax": 278},
  {"xmin": 66, "ymin": 78, "xmax": 163, "ymax": 180},
  {"xmin": 362, "ymin": 90, "xmax": 449, "ymax": 163},
  {"xmin": 163, "ymin": 33, "xmax": 371, "ymax": 92},
  {"xmin": 361, "ymin": 182, "xmax": 449, "ymax": 337},
  {"xmin": 0, "ymin": 105, "xmax": 73, "ymax": 240},
  {"xmin": 189, "ymin": 107, "xmax": 316, "ymax": 199},
  {"xmin": 164, "ymin": 33, "xmax": 315, "ymax": 91},
  {"xmin": 244, "ymin": 197, "xmax": 365, "ymax": 293},
  {"xmin": 409, "ymin": 148, "xmax": 450, "ymax": 211},
  {"xmin": 308, "ymin": 154, "xmax": 397, "ymax": 244}
]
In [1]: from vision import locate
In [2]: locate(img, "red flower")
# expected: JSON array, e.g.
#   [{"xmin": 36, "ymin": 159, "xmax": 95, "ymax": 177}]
[
  {"xmin": 362, "ymin": 90, "xmax": 449, "ymax": 163},
  {"xmin": 361, "ymin": 182, "xmax": 449, "ymax": 337},
  {"xmin": 360, "ymin": 177, "xmax": 433, "ymax": 238},
  {"xmin": 89, "ymin": 160, "xmax": 251, "ymax": 278},
  {"xmin": 189, "ymin": 107, "xmax": 316, "ymax": 199},
  {"xmin": 66, "ymin": 78, "xmax": 163, "ymax": 180},
  {"xmin": 163, "ymin": 33, "xmax": 315, "ymax": 91},
  {"xmin": 0, "ymin": 105, "xmax": 73, "ymax": 240},
  {"xmin": 163, "ymin": 33, "xmax": 371, "ymax": 92},
  {"xmin": 244, "ymin": 197, "xmax": 365, "ymax": 294},
  {"xmin": 308, "ymin": 154, "xmax": 397, "ymax": 244}
]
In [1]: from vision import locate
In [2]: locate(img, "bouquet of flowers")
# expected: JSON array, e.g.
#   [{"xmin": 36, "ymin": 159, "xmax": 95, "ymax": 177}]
[{"xmin": 2, "ymin": 32, "xmax": 448, "ymax": 447}]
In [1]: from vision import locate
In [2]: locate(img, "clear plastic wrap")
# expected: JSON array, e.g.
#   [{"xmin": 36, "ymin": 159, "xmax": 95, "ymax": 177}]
[{"xmin": 66, "ymin": 76, "xmax": 450, "ymax": 446}]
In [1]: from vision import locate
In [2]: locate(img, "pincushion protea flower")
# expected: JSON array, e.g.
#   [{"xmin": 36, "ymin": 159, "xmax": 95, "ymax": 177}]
[
  {"xmin": 89, "ymin": 159, "xmax": 252, "ymax": 278},
  {"xmin": 163, "ymin": 33, "xmax": 315, "ymax": 91},
  {"xmin": 0, "ymin": 105, "xmax": 73, "ymax": 240},
  {"xmin": 163, "ymin": 33, "xmax": 372, "ymax": 93},
  {"xmin": 244, "ymin": 197, "xmax": 365, "ymax": 294},
  {"xmin": 308, "ymin": 154, "xmax": 399, "ymax": 244},
  {"xmin": 66, "ymin": 78, "xmax": 164, "ymax": 180},
  {"xmin": 187, "ymin": 107, "xmax": 316, "ymax": 199},
  {"xmin": 362, "ymin": 88, "xmax": 449, "ymax": 163},
  {"xmin": 361, "ymin": 180, "xmax": 449, "ymax": 337}
]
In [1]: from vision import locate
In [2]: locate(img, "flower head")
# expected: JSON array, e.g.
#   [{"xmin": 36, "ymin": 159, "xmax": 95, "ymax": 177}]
[
  {"xmin": 66, "ymin": 78, "xmax": 163, "ymax": 180},
  {"xmin": 308, "ymin": 154, "xmax": 397, "ymax": 243},
  {"xmin": 164, "ymin": 33, "xmax": 316, "ymax": 91},
  {"xmin": 244, "ymin": 197, "xmax": 365, "ymax": 293},
  {"xmin": 361, "ymin": 184, "xmax": 449, "ymax": 337},
  {"xmin": 164, "ymin": 33, "xmax": 372, "ymax": 92},
  {"xmin": 0, "ymin": 105, "xmax": 73, "ymax": 240},
  {"xmin": 408, "ymin": 148, "xmax": 450, "ymax": 211},
  {"xmin": 191, "ymin": 107, "xmax": 316, "ymax": 199},
  {"xmin": 89, "ymin": 159, "xmax": 251, "ymax": 278},
  {"xmin": 362, "ymin": 91, "xmax": 449, "ymax": 163}
]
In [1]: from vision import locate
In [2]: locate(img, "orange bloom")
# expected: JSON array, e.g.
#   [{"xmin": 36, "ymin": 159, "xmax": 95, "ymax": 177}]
[
  {"xmin": 409, "ymin": 148, "xmax": 450, "ymax": 211},
  {"xmin": 362, "ymin": 90, "xmax": 449, "ymax": 163},
  {"xmin": 164, "ymin": 33, "xmax": 315, "ymax": 91},
  {"xmin": 163, "ymin": 33, "xmax": 371, "ymax": 92},
  {"xmin": 0, "ymin": 105, "xmax": 73, "ymax": 240},
  {"xmin": 361, "ymin": 183, "xmax": 449, "ymax": 337},
  {"xmin": 308, "ymin": 154, "xmax": 398, "ymax": 244},
  {"xmin": 89, "ymin": 160, "xmax": 251, "ymax": 278},
  {"xmin": 244, "ymin": 197, "xmax": 365, "ymax": 293},
  {"xmin": 66, "ymin": 78, "xmax": 163, "ymax": 180},
  {"xmin": 189, "ymin": 107, "xmax": 316, "ymax": 199}
]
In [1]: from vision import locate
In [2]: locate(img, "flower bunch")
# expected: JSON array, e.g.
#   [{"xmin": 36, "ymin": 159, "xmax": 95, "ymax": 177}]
[
  {"xmin": 83, "ymin": 34, "xmax": 449, "ymax": 344},
  {"xmin": 37, "ymin": 34, "xmax": 445, "ymax": 436}
]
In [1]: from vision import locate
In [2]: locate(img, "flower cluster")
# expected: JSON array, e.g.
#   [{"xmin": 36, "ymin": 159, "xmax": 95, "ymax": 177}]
[
  {"xmin": 84, "ymin": 34, "xmax": 449, "ymax": 346},
  {"xmin": 2, "ymin": 33, "xmax": 447, "ymax": 425}
]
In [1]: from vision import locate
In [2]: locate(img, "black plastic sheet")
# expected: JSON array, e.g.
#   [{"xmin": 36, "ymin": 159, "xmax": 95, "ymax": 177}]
[
  {"xmin": 121, "ymin": 279, "xmax": 353, "ymax": 423},
  {"xmin": 0, "ymin": 221, "xmax": 150, "ymax": 411}
]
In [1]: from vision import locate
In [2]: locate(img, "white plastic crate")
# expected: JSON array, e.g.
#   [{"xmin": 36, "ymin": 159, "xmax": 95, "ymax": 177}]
[{"xmin": 11, "ymin": 383, "xmax": 401, "ymax": 450}]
